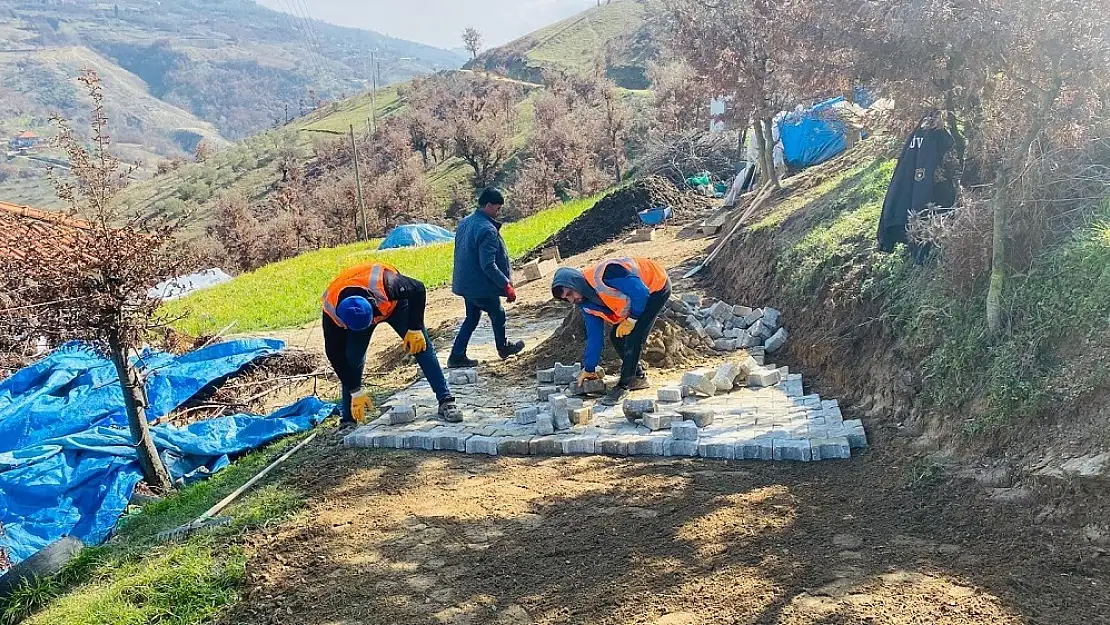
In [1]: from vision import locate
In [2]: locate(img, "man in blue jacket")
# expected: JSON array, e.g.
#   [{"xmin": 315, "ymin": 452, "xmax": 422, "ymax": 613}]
[{"xmin": 448, "ymin": 187, "xmax": 525, "ymax": 368}]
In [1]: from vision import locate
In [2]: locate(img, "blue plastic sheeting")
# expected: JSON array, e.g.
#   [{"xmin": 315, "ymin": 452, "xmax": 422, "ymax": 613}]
[
  {"xmin": 0, "ymin": 340, "xmax": 332, "ymax": 565},
  {"xmin": 778, "ymin": 90, "xmax": 875, "ymax": 170},
  {"xmin": 378, "ymin": 223, "xmax": 455, "ymax": 250}
]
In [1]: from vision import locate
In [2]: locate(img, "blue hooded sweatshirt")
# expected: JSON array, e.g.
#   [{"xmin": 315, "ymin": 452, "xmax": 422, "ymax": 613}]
[{"xmin": 552, "ymin": 266, "xmax": 651, "ymax": 372}]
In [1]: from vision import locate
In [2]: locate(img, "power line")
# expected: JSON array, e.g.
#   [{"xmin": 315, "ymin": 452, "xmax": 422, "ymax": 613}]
[
  {"xmin": 290, "ymin": 0, "xmax": 328, "ymax": 73},
  {"xmin": 275, "ymin": 0, "xmax": 323, "ymax": 76}
]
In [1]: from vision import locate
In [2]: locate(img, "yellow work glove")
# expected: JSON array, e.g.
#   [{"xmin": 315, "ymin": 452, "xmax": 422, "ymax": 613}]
[
  {"xmin": 350, "ymin": 390, "xmax": 373, "ymax": 423},
  {"xmin": 616, "ymin": 319, "xmax": 636, "ymax": 338},
  {"xmin": 403, "ymin": 330, "xmax": 428, "ymax": 355},
  {"xmin": 577, "ymin": 370, "xmax": 600, "ymax": 386}
]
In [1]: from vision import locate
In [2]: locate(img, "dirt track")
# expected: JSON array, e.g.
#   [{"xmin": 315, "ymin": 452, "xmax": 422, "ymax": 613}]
[{"xmin": 224, "ymin": 226, "xmax": 1110, "ymax": 625}]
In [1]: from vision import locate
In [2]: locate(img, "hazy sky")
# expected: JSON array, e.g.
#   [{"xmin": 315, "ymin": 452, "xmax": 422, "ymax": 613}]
[{"xmin": 257, "ymin": 0, "xmax": 598, "ymax": 50}]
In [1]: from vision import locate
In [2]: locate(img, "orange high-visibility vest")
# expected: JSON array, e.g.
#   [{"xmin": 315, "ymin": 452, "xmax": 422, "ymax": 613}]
[
  {"xmin": 321, "ymin": 262, "xmax": 399, "ymax": 328},
  {"xmin": 582, "ymin": 257, "xmax": 669, "ymax": 323}
]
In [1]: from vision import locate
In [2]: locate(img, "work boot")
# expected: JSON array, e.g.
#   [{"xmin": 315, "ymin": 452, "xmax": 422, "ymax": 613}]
[
  {"xmin": 497, "ymin": 340, "xmax": 525, "ymax": 360},
  {"xmin": 337, "ymin": 419, "xmax": 359, "ymax": 434},
  {"xmin": 438, "ymin": 399, "xmax": 464, "ymax": 423},
  {"xmin": 627, "ymin": 375, "xmax": 650, "ymax": 391},
  {"xmin": 599, "ymin": 386, "xmax": 630, "ymax": 407},
  {"xmin": 447, "ymin": 355, "xmax": 478, "ymax": 368}
]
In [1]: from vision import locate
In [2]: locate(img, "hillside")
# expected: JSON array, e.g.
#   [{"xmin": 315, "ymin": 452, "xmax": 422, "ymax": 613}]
[
  {"xmin": 0, "ymin": 0, "xmax": 464, "ymax": 206},
  {"xmin": 465, "ymin": 0, "xmax": 654, "ymax": 89}
]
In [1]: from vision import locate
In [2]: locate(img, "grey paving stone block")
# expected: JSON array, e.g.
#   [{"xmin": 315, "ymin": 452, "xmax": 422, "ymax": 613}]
[
  {"xmin": 713, "ymin": 338, "xmax": 738, "ymax": 351},
  {"xmin": 643, "ymin": 411, "xmax": 680, "ymax": 431},
  {"xmin": 563, "ymin": 435, "xmax": 598, "ymax": 454},
  {"xmin": 657, "ymin": 386, "xmax": 684, "ymax": 403},
  {"xmin": 433, "ymin": 431, "xmax": 470, "ymax": 452},
  {"xmin": 448, "ymin": 368, "xmax": 479, "ymax": 385},
  {"xmin": 667, "ymin": 297, "xmax": 691, "ymax": 314},
  {"xmin": 682, "ymin": 370, "xmax": 718, "ymax": 397},
  {"xmin": 781, "ymin": 379, "xmax": 804, "ymax": 397},
  {"xmin": 748, "ymin": 368, "xmax": 782, "ymax": 387},
  {"xmin": 622, "ymin": 398, "xmax": 656, "ymax": 419},
  {"xmin": 529, "ymin": 435, "xmax": 570, "ymax": 456},
  {"xmin": 385, "ymin": 404, "xmax": 417, "ymax": 425},
  {"xmin": 553, "ymin": 362, "xmax": 583, "ymax": 385},
  {"xmin": 343, "ymin": 431, "xmax": 372, "ymax": 448},
  {"xmin": 596, "ymin": 435, "xmax": 626, "ymax": 456},
  {"xmin": 821, "ymin": 399, "xmax": 839, "ymax": 410},
  {"xmin": 712, "ymin": 361, "xmax": 745, "ymax": 391},
  {"xmin": 733, "ymin": 305, "xmax": 753, "ymax": 318},
  {"xmin": 537, "ymin": 368, "xmax": 556, "ymax": 384},
  {"xmin": 465, "ymin": 435, "xmax": 499, "ymax": 456},
  {"xmin": 762, "ymin": 307, "xmax": 782, "ymax": 329},
  {"xmin": 534, "ymin": 413, "xmax": 555, "ymax": 436},
  {"xmin": 671, "ymin": 420, "xmax": 700, "ymax": 441},
  {"xmin": 811, "ymin": 437, "xmax": 851, "ymax": 460},
  {"xmin": 514, "ymin": 406, "xmax": 539, "ymax": 424},
  {"xmin": 739, "ymin": 332, "xmax": 763, "ymax": 348},
  {"xmin": 570, "ymin": 406, "xmax": 593, "ymax": 426},
  {"xmin": 409, "ymin": 432, "xmax": 437, "ymax": 451},
  {"xmin": 553, "ymin": 409, "xmax": 573, "ymax": 431},
  {"xmin": 665, "ymin": 440, "xmax": 699, "ymax": 457},
  {"xmin": 549, "ymin": 394, "xmax": 569, "ymax": 410},
  {"xmin": 709, "ymin": 300, "xmax": 734, "ymax": 322},
  {"xmin": 723, "ymin": 328, "xmax": 743, "ymax": 339},
  {"xmin": 628, "ymin": 435, "xmax": 665, "ymax": 456},
  {"xmin": 698, "ymin": 439, "xmax": 735, "ymax": 459},
  {"xmin": 497, "ymin": 436, "xmax": 534, "ymax": 456},
  {"xmin": 738, "ymin": 439, "xmax": 775, "ymax": 460},
  {"xmin": 538, "ymin": 386, "xmax": 559, "ymax": 401},
  {"xmin": 705, "ymin": 320, "xmax": 724, "ymax": 340},
  {"xmin": 772, "ymin": 438, "xmax": 812, "ymax": 461},
  {"xmin": 742, "ymin": 308, "xmax": 765, "ymax": 327},
  {"xmin": 800, "ymin": 395, "xmax": 822, "ymax": 408},
  {"xmin": 765, "ymin": 327, "xmax": 788, "ymax": 353},
  {"xmin": 570, "ymin": 378, "xmax": 607, "ymax": 396},
  {"xmin": 677, "ymin": 406, "xmax": 716, "ymax": 428}
]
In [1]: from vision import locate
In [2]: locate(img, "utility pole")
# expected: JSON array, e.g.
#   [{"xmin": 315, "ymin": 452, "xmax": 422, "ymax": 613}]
[{"xmin": 350, "ymin": 124, "xmax": 368, "ymax": 240}]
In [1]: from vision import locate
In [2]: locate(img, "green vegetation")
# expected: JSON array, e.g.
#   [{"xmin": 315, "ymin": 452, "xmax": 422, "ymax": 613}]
[
  {"xmin": 166, "ymin": 192, "xmax": 606, "ymax": 335},
  {"xmin": 2, "ymin": 434, "xmax": 313, "ymax": 625}
]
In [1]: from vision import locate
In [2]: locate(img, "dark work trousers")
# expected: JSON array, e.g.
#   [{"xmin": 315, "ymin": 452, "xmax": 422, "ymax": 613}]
[
  {"xmin": 323, "ymin": 301, "xmax": 451, "ymax": 422},
  {"xmin": 608, "ymin": 283, "xmax": 671, "ymax": 387},
  {"xmin": 449, "ymin": 296, "xmax": 507, "ymax": 359}
]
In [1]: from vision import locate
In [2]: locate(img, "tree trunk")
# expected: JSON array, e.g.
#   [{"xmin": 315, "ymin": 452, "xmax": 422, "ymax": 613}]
[
  {"xmin": 753, "ymin": 118, "xmax": 769, "ymax": 185},
  {"xmin": 985, "ymin": 168, "xmax": 1007, "ymax": 335},
  {"xmin": 761, "ymin": 116, "xmax": 781, "ymax": 189},
  {"xmin": 107, "ymin": 331, "xmax": 173, "ymax": 492}
]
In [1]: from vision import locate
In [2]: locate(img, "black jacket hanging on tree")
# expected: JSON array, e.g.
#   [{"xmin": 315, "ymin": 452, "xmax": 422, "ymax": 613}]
[{"xmin": 877, "ymin": 119, "xmax": 956, "ymax": 254}]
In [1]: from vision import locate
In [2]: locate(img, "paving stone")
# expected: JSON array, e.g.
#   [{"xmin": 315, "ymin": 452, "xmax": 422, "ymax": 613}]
[
  {"xmin": 553, "ymin": 409, "xmax": 573, "ymax": 431},
  {"xmin": 530, "ymin": 435, "xmax": 570, "ymax": 455},
  {"xmin": 447, "ymin": 368, "xmax": 479, "ymax": 385},
  {"xmin": 563, "ymin": 435, "xmax": 598, "ymax": 454},
  {"xmin": 665, "ymin": 440, "xmax": 699, "ymax": 457},
  {"xmin": 534, "ymin": 413, "xmax": 555, "ymax": 436},
  {"xmin": 549, "ymin": 394, "xmax": 569, "ymax": 410},
  {"xmin": 677, "ymin": 406, "xmax": 716, "ymax": 427},
  {"xmin": 742, "ymin": 308, "xmax": 765, "ymax": 327},
  {"xmin": 570, "ymin": 377, "xmax": 608, "ymax": 396},
  {"xmin": 708, "ymin": 300, "xmax": 733, "ymax": 322},
  {"xmin": 497, "ymin": 436, "xmax": 534, "ymax": 456},
  {"xmin": 409, "ymin": 431, "xmax": 437, "ymax": 451},
  {"xmin": 570, "ymin": 406, "xmax": 593, "ymax": 426},
  {"xmin": 536, "ymin": 368, "xmax": 556, "ymax": 384},
  {"xmin": 748, "ymin": 368, "xmax": 782, "ymax": 387},
  {"xmin": 385, "ymin": 404, "xmax": 417, "ymax": 425},
  {"xmin": 553, "ymin": 362, "xmax": 582, "ymax": 385},
  {"xmin": 739, "ymin": 332, "xmax": 763, "ymax": 348},
  {"xmin": 712, "ymin": 361, "xmax": 746, "ymax": 392},
  {"xmin": 657, "ymin": 386, "xmax": 684, "ymax": 403},
  {"xmin": 667, "ymin": 297, "xmax": 692, "ymax": 314},
  {"xmin": 643, "ymin": 411, "xmax": 680, "ymax": 431},
  {"xmin": 811, "ymin": 437, "xmax": 851, "ymax": 460},
  {"xmin": 723, "ymin": 328, "xmax": 743, "ymax": 339},
  {"xmin": 772, "ymin": 438, "xmax": 812, "ymax": 461},
  {"xmin": 698, "ymin": 439, "xmax": 735, "ymax": 459},
  {"xmin": 765, "ymin": 327, "xmax": 788, "ymax": 353},
  {"xmin": 713, "ymin": 338, "xmax": 738, "ymax": 351},
  {"xmin": 465, "ymin": 435, "xmax": 499, "ymax": 456},
  {"xmin": 596, "ymin": 435, "xmax": 627, "ymax": 456},
  {"xmin": 672, "ymin": 420, "xmax": 700, "ymax": 441},
  {"xmin": 538, "ymin": 386, "xmax": 559, "ymax": 401},
  {"xmin": 343, "ymin": 430, "xmax": 373, "ymax": 448},
  {"xmin": 622, "ymin": 398, "xmax": 656, "ymax": 419},
  {"xmin": 628, "ymin": 435, "xmax": 666, "ymax": 456},
  {"xmin": 733, "ymin": 305, "xmax": 753, "ymax": 318},
  {"xmin": 514, "ymin": 406, "xmax": 539, "ymax": 424},
  {"xmin": 705, "ymin": 319, "xmax": 724, "ymax": 340},
  {"xmin": 738, "ymin": 438, "xmax": 775, "ymax": 460},
  {"xmin": 781, "ymin": 379, "xmax": 804, "ymax": 397},
  {"xmin": 681, "ymin": 293, "xmax": 701, "ymax": 307},
  {"xmin": 432, "ymin": 431, "xmax": 471, "ymax": 451},
  {"xmin": 762, "ymin": 307, "xmax": 782, "ymax": 329},
  {"xmin": 821, "ymin": 399, "xmax": 839, "ymax": 410},
  {"xmin": 682, "ymin": 370, "xmax": 718, "ymax": 396},
  {"xmin": 686, "ymin": 314, "xmax": 703, "ymax": 332}
]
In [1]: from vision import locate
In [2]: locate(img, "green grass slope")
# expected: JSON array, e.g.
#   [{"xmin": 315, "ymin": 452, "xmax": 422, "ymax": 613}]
[
  {"xmin": 166, "ymin": 192, "xmax": 605, "ymax": 335},
  {"xmin": 466, "ymin": 0, "xmax": 653, "ymax": 89}
]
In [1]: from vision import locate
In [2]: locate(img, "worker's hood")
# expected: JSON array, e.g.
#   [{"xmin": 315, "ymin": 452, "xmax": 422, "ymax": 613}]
[{"xmin": 551, "ymin": 267, "xmax": 602, "ymax": 307}]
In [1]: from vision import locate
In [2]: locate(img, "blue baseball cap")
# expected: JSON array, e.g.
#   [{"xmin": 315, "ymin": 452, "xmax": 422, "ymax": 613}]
[{"xmin": 336, "ymin": 296, "xmax": 373, "ymax": 331}]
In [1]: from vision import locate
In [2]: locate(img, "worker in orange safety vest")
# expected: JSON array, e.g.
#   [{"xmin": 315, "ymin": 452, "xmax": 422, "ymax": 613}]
[
  {"xmin": 322, "ymin": 262, "xmax": 462, "ymax": 425},
  {"xmin": 550, "ymin": 257, "xmax": 671, "ymax": 406}
]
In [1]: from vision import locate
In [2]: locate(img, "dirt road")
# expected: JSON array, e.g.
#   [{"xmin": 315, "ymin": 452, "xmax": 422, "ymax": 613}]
[{"xmin": 222, "ymin": 227, "xmax": 1110, "ymax": 624}]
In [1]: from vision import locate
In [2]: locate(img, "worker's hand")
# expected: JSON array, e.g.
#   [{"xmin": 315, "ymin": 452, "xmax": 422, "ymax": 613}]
[
  {"xmin": 505, "ymin": 284, "xmax": 518, "ymax": 304},
  {"xmin": 616, "ymin": 319, "xmax": 636, "ymax": 338},
  {"xmin": 350, "ymin": 390, "xmax": 373, "ymax": 423},
  {"xmin": 577, "ymin": 370, "xmax": 600, "ymax": 386},
  {"xmin": 403, "ymin": 330, "xmax": 428, "ymax": 355}
]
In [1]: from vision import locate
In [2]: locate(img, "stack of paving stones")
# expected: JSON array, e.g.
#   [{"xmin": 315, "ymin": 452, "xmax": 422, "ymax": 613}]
[
  {"xmin": 344, "ymin": 350, "xmax": 868, "ymax": 462},
  {"xmin": 669, "ymin": 295, "xmax": 789, "ymax": 354}
]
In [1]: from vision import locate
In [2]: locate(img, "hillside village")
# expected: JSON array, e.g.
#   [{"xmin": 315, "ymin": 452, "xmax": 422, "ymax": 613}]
[{"xmin": 1, "ymin": 0, "xmax": 1110, "ymax": 624}]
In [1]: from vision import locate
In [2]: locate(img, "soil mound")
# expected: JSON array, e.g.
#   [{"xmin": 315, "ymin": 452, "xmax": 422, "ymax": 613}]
[{"xmin": 525, "ymin": 177, "xmax": 714, "ymax": 260}]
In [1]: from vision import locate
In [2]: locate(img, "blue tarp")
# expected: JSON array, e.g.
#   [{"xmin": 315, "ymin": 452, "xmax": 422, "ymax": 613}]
[
  {"xmin": 778, "ymin": 90, "xmax": 875, "ymax": 170},
  {"xmin": 0, "ymin": 339, "xmax": 333, "ymax": 565},
  {"xmin": 378, "ymin": 223, "xmax": 454, "ymax": 250}
]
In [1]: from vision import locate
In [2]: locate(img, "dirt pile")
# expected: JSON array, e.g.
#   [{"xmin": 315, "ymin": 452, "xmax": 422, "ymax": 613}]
[{"xmin": 526, "ymin": 177, "xmax": 714, "ymax": 260}]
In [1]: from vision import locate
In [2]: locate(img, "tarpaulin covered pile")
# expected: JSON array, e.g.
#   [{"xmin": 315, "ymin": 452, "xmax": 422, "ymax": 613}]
[
  {"xmin": 0, "ymin": 339, "xmax": 333, "ymax": 566},
  {"xmin": 378, "ymin": 223, "xmax": 454, "ymax": 250}
]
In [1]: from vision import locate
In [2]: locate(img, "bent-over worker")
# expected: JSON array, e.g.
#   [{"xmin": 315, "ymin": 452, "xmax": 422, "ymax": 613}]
[
  {"xmin": 551, "ymin": 257, "xmax": 672, "ymax": 406},
  {"xmin": 322, "ymin": 262, "xmax": 463, "ymax": 425}
]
